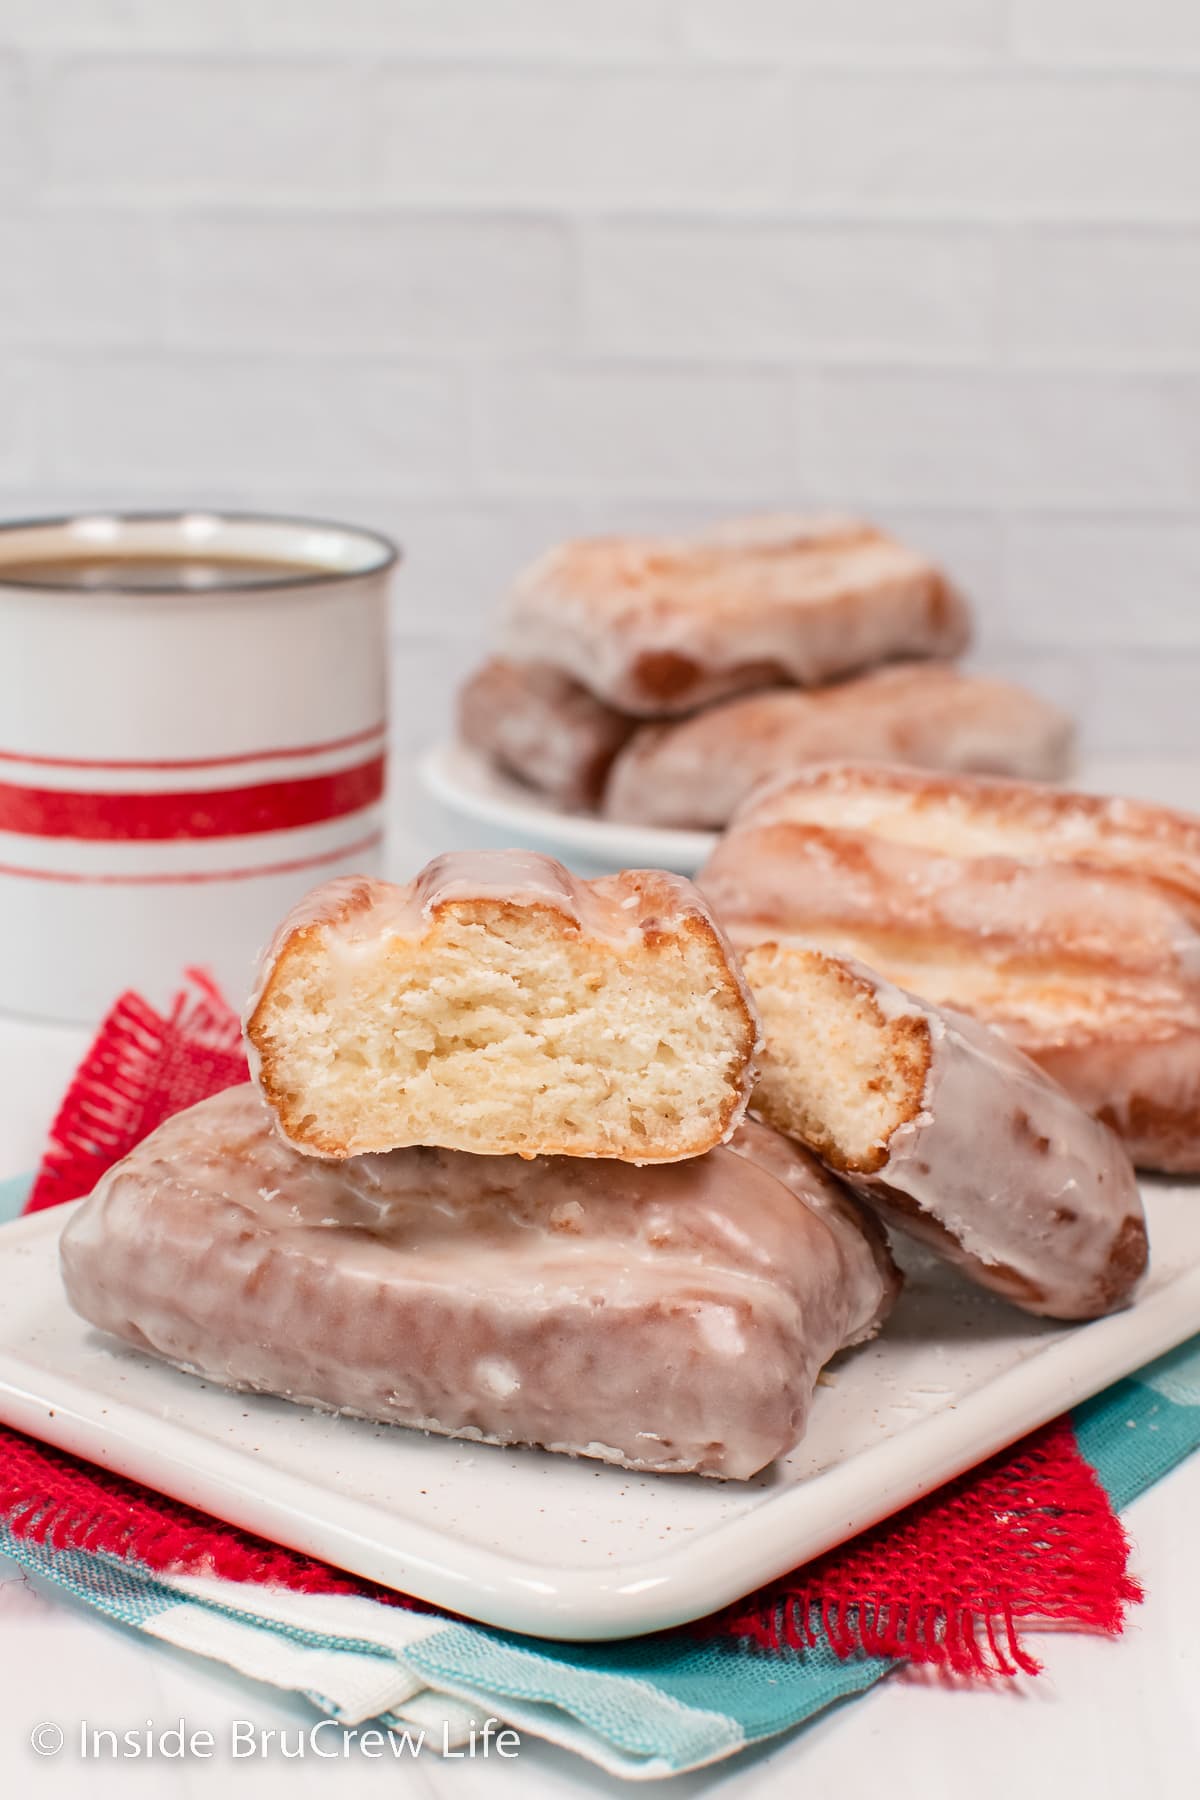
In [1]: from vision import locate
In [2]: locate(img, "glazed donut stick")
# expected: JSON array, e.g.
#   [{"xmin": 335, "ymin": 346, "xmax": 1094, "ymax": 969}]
[
  {"xmin": 732, "ymin": 759, "xmax": 1200, "ymax": 921},
  {"xmin": 60, "ymin": 1087, "xmax": 899, "ymax": 1481},
  {"xmin": 602, "ymin": 664, "xmax": 1074, "ymax": 828},
  {"xmin": 742, "ymin": 944, "xmax": 1148, "ymax": 1321},
  {"xmin": 246, "ymin": 852, "xmax": 760, "ymax": 1162},
  {"xmin": 457, "ymin": 657, "xmax": 635, "ymax": 811},
  {"xmin": 501, "ymin": 516, "xmax": 970, "ymax": 717},
  {"xmin": 699, "ymin": 761, "xmax": 1200, "ymax": 1172}
]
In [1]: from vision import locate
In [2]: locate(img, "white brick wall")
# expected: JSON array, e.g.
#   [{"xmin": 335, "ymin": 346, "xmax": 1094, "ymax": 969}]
[
  {"xmin": 0, "ymin": 211, "xmax": 157, "ymax": 345},
  {"xmin": 0, "ymin": 3, "xmax": 1197, "ymax": 762},
  {"xmin": 0, "ymin": 362, "xmax": 36, "ymax": 485},
  {"xmin": 788, "ymin": 75, "xmax": 1200, "ymax": 221},
  {"xmin": 163, "ymin": 214, "xmax": 573, "ymax": 352},
  {"xmin": 581, "ymin": 224, "xmax": 997, "ymax": 361},
  {"xmin": 682, "ymin": 0, "xmax": 1007, "ymax": 60},
  {"xmin": 377, "ymin": 69, "xmax": 792, "ymax": 210},
  {"xmin": 1005, "ymin": 523, "xmax": 1200, "ymax": 647},
  {"xmin": 43, "ymin": 61, "xmax": 370, "ymax": 197},
  {"xmin": 0, "ymin": 56, "xmax": 31, "ymax": 197},
  {"xmin": 245, "ymin": 2, "xmax": 680, "ymax": 58},
  {"xmin": 1005, "ymin": 231, "xmax": 1200, "ymax": 363},
  {"xmin": 43, "ymin": 355, "xmax": 467, "ymax": 492},
  {"xmin": 472, "ymin": 366, "xmax": 799, "ymax": 499},
  {"xmin": 1012, "ymin": 1, "xmax": 1200, "ymax": 65},
  {"xmin": 813, "ymin": 371, "xmax": 1200, "ymax": 509}
]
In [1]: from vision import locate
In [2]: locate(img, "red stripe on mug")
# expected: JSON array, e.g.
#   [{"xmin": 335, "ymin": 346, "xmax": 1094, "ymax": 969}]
[
  {"xmin": 0, "ymin": 720, "xmax": 386, "ymax": 773},
  {"xmin": 0, "ymin": 754, "xmax": 385, "ymax": 842},
  {"xmin": 0, "ymin": 830, "xmax": 384, "ymax": 886}
]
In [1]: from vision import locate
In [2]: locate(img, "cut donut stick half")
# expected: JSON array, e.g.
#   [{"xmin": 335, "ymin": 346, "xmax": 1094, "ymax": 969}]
[
  {"xmin": 743, "ymin": 943, "xmax": 1147, "ymax": 1322},
  {"xmin": 246, "ymin": 853, "xmax": 759, "ymax": 1162}
]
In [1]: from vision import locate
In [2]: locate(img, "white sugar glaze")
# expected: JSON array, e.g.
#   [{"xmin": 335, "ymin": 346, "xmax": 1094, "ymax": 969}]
[
  {"xmin": 501, "ymin": 519, "xmax": 970, "ymax": 716},
  {"xmin": 59, "ymin": 1088, "xmax": 898, "ymax": 1480},
  {"xmin": 249, "ymin": 850, "xmax": 757, "ymax": 1005},
  {"xmin": 604, "ymin": 666, "xmax": 1074, "ymax": 828},
  {"xmin": 845, "ymin": 965, "xmax": 1148, "ymax": 1319},
  {"xmin": 701, "ymin": 762, "xmax": 1200, "ymax": 1172}
]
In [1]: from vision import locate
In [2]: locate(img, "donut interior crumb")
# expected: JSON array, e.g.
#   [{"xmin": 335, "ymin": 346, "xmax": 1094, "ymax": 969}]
[
  {"xmin": 251, "ymin": 900, "xmax": 752, "ymax": 1160},
  {"xmin": 743, "ymin": 944, "xmax": 930, "ymax": 1174}
]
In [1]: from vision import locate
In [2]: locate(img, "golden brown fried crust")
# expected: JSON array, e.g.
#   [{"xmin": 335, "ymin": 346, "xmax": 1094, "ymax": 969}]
[
  {"xmin": 1107, "ymin": 1213, "xmax": 1153, "ymax": 1304},
  {"xmin": 1095, "ymin": 1092, "xmax": 1200, "ymax": 1177},
  {"xmin": 628, "ymin": 649, "xmax": 703, "ymax": 705},
  {"xmin": 247, "ymin": 925, "xmax": 330, "ymax": 1150}
]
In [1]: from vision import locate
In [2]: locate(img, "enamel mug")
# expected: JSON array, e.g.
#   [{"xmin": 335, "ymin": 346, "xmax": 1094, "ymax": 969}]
[{"xmin": 0, "ymin": 511, "xmax": 397, "ymax": 1023}]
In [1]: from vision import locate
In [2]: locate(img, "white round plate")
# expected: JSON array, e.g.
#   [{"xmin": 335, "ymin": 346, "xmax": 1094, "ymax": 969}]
[{"xmin": 419, "ymin": 739, "xmax": 717, "ymax": 874}]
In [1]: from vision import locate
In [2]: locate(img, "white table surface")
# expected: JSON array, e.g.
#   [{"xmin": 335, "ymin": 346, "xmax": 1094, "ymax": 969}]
[{"xmin": 3, "ymin": 761, "xmax": 1200, "ymax": 1797}]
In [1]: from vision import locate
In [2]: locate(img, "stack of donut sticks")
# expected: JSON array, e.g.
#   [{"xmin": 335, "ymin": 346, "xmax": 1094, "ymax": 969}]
[
  {"xmin": 62, "ymin": 513, "xmax": 1200, "ymax": 1483},
  {"xmin": 458, "ymin": 516, "xmax": 1076, "ymax": 825},
  {"xmin": 63, "ymin": 850, "xmax": 1157, "ymax": 1484}
]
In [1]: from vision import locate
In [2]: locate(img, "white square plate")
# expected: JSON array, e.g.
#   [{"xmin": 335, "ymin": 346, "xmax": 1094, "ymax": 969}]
[{"xmin": 1, "ymin": 1187, "xmax": 1198, "ymax": 1642}]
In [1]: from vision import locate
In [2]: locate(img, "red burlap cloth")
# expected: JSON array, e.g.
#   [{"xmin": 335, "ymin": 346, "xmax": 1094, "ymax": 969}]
[
  {"xmin": 26, "ymin": 971, "xmax": 247, "ymax": 1216},
  {"xmin": 8, "ymin": 976, "xmax": 1141, "ymax": 1677}
]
